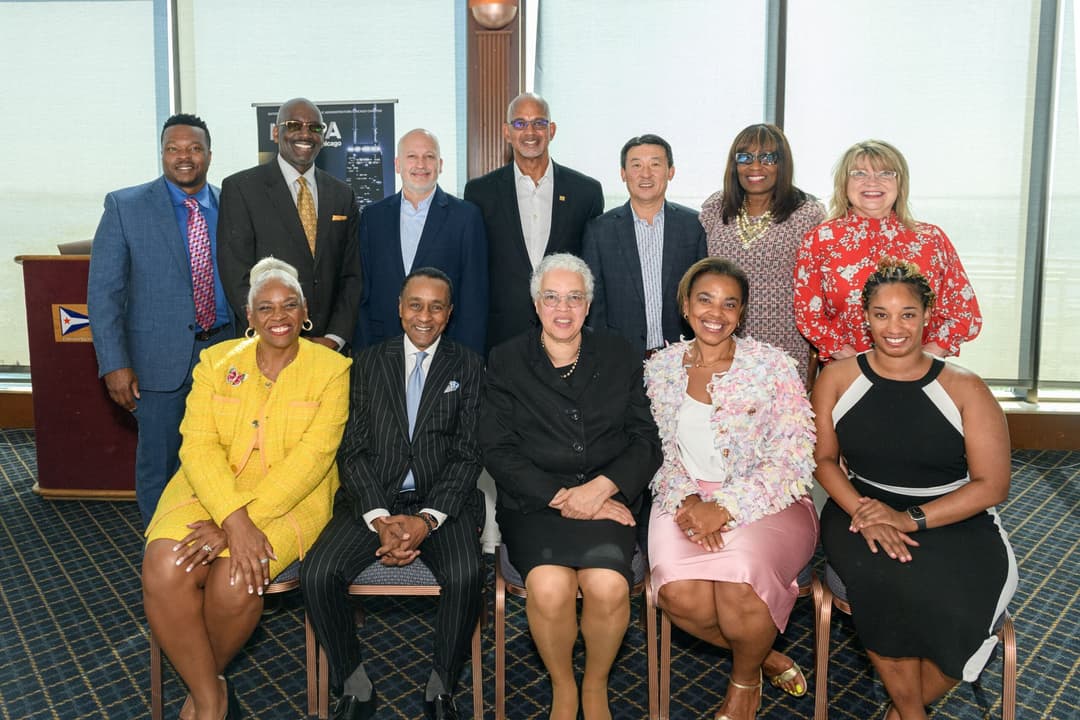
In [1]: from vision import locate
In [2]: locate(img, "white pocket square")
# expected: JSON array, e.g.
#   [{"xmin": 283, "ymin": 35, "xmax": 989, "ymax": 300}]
[{"xmin": 443, "ymin": 380, "xmax": 460, "ymax": 393}]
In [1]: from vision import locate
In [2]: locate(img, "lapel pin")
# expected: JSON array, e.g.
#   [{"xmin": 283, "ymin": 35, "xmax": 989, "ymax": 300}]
[{"xmin": 559, "ymin": 195, "xmax": 567, "ymax": 202}]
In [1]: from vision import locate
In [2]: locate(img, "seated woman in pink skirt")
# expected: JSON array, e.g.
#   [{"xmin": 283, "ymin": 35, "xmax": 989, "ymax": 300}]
[{"xmin": 644, "ymin": 257, "xmax": 818, "ymax": 720}]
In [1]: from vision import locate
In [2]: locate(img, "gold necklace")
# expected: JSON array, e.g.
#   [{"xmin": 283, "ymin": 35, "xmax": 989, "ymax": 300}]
[
  {"xmin": 735, "ymin": 203, "xmax": 773, "ymax": 249},
  {"xmin": 540, "ymin": 334, "xmax": 582, "ymax": 379},
  {"xmin": 687, "ymin": 341, "xmax": 734, "ymax": 368},
  {"xmin": 256, "ymin": 344, "xmax": 298, "ymax": 382}
]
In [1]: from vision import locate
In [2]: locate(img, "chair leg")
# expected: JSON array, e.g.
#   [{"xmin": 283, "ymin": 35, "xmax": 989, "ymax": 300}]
[
  {"xmin": 150, "ymin": 632, "xmax": 163, "ymax": 720},
  {"xmin": 305, "ymin": 612, "xmax": 317, "ymax": 718},
  {"xmin": 811, "ymin": 574, "xmax": 833, "ymax": 720},
  {"xmin": 495, "ymin": 546, "xmax": 508, "ymax": 720},
  {"xmin": 659, "ymin": 609, "xmax": 671, "ymax": 720},
  {"xmin": 644, "ymin": 576, "xmax": 658, "ymax": 720},
  {"xmin": 1001, "ymin": 615, "xmax": 1016, "ymax": 720},
  {"xmin": 318, "ymin": 645, "xmax": 330, "ymax": 720},
  {"xmin": 471, "ymin": 613, "xmax": 484, "ymax": 720}
]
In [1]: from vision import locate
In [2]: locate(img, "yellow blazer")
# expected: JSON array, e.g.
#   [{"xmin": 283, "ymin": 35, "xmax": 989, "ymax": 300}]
[{"xmin": 147, "ymin": 337, "xmax": 351, "ymax": 563}]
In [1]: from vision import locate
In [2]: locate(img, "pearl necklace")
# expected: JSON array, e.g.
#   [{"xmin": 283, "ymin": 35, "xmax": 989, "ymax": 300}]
[
  {"xmin": 540, "ymin": 334, "xmax": 581, "ymax": 379},
  {"xmin": 735, "ymin": 203, "xmax": 773, "ymax": 249}
]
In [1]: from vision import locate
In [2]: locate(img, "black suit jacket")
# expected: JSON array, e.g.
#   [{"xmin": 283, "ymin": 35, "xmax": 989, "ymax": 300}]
[
  {"xmin": 354, "ymin": 186, "xmax": 488, "ymax": 355},
  {"xmin": 217, "ymin": 159, "xmax": 362, "ymax": 342},
  {"xmin": 480, "ymin": 328, "xmax": 661, "ymax": 515},
  {"xmin": 464, "ymin": 161, "xmax": 603, "ymax": 351},
  {"xmin": 336, "ymin": 335, "xmax": 485, "ymax": 524},
  {"xmin": 582, "ymin": 200, "xmax": 707, "ymax": 357}
]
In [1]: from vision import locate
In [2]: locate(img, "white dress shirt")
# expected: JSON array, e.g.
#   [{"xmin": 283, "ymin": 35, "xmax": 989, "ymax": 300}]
[{"xmin": 513, "ymin": 159, "xmax": 554, "ymax": 269}]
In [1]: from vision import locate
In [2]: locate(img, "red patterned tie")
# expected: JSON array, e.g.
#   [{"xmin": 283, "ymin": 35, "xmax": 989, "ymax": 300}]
[{"xmin": 184, "ymin": 197, "xmax": 215, "ymax": 331}]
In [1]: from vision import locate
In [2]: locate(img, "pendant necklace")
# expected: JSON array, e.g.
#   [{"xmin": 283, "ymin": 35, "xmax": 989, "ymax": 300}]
[{"xmin": 736, "ymin": 202, "xmax": 773, "ymax": 249}]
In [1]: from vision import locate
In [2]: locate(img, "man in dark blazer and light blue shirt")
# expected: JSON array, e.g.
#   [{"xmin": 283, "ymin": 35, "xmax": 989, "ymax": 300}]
[
  {"xmin": 583, "ymin": 134, "xmax": 707, "ymax": 359},
  {"xmin": 88, "ymin": 113, "xmax": 233, "ymax": 526},
  {"xmin": 218, "ymin": 97, "xmax": 361, "ymax": 351},
  {"xmin": 302, "ymin": 268, "xmax": 484, "ymax": 720},
  {"xmin": 464, "ymin": 92, "xmax": 603, "ymax": 351},
  {"xmin": 354, "ymin": 129, "xmax": 487, "ymax": 355}
]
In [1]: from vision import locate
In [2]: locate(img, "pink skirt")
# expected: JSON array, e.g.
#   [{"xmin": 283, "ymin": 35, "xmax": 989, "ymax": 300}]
[{"xmin": 649, "ymin": 492, "xmax": 818, "ymax": 632}]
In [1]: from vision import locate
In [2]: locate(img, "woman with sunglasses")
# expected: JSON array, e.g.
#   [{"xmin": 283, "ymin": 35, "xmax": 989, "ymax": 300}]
[
  {"xmin": 481, "ymin": 253, "xmax": 661, "ymax": 719},
  {"xmin": 793, "ymin": 140, "xmax": 982, "ymax": 366},
  {"xmin": 699, "ymin": 124, "xmax": 824, "ymax": 385}
]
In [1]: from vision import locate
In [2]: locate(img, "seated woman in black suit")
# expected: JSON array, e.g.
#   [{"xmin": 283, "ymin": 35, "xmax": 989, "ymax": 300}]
[{"xmin": 481, "ymin": 253, "xmax": 662, "ymax": 720}]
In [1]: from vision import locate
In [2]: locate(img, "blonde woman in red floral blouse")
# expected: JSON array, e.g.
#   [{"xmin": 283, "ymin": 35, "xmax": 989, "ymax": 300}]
[{"xmin": 793, "ymin": 140, "xmax": 982, "ymax": 363}]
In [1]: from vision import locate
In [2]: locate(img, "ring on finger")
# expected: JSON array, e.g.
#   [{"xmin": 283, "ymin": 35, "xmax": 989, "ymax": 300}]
[
  {"xmin": 202, "ymin": 544, "xmax": 214, "ymax": 554},
  {"xmin": 686, "ymin": 529, "xmax": 695, "ymax": 537},
  {"xmin": 259, "ymin": 558, "xmax": 270, "ymax": 565}
]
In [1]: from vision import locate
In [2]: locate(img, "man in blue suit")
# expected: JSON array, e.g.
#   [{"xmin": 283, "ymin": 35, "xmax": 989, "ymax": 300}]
[
  {"xmin": 88, "ymin": 114, "xmax": 233, "ymax": 527},
  {"xmin": 353, "ymin": 129, "xmax": 487, "ymax": 355},
  {"xmin": 583, "ymin": 134, "xmax": 706, "ymax": 359}
]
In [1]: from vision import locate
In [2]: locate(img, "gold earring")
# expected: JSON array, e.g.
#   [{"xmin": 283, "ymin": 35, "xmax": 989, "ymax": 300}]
[
  {"xmin": 302, "ymin": 318, "xmax": 314, "ymax": 332},
  {"xmin": 245, "ymin": 327, "xmax": 256, "ymax": 339}
]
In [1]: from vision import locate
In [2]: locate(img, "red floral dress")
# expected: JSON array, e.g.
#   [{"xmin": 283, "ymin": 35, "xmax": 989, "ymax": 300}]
[{"xmin": 793, "ymin": 213, "xmax": 981, "ymax": 362}]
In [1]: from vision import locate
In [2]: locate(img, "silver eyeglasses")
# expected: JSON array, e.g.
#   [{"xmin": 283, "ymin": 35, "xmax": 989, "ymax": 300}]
[{"xmin": 539, "ymin": 291, "xmax": 587, "ymax": 309}]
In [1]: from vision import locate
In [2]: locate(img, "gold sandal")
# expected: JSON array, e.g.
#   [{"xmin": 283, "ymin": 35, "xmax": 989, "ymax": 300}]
[
  {"xmin": 768, "ymin": 661, "xmax": 807, "ymax": 697},
  {"xmin": 715, "ymin": 672, "xmax": 762, "ymax": 720}
]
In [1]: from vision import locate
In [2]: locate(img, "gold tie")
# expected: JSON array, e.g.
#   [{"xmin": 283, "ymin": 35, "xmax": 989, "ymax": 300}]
[{"xmin": 296, "ymin": 177, "xmax": 317, "ymax": 255}]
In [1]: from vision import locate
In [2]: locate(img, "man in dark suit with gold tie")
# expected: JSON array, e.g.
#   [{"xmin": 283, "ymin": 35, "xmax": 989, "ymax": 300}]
[
  {"xmin": 464, "ymin": 92, "xmax": 604, "ymax": 352},
  {"xmin": 218, "ymin": 97, "xmax": 361, "ymax": 352},
  {"xmin": 301, "ymin": 268, "xmax": 484, "ymax": 720}
]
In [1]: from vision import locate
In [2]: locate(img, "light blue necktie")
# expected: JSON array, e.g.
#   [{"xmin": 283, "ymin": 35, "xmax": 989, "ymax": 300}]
[{"xmin": 401, "ymin": 350, "xmax": 427, "ymax": 491}]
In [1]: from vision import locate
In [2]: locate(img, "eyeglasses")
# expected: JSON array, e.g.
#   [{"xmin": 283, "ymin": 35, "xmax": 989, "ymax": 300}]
[
  {"xmin": 539, "ymin": 291, "xmax": 587, "ymax": 308},
  {"xmin": 508, "ymin": 118, "xmax": 551, "ymax": 131},
  {"xmin": 278, "ymin": 120, "xmax": 327, "ymax": 135},
  {"xmin": 848, "ymin": 169, "xmax": 898, "ymax": 182},
  {"xmin": 735, "ymin": 151, "xmax": 778, "ymax": 166}
]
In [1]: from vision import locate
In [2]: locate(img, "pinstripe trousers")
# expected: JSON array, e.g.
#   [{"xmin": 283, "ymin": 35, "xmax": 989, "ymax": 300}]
[{"xmin": 300, "ymin": 497, "xmax": 483, "ymax": 694}]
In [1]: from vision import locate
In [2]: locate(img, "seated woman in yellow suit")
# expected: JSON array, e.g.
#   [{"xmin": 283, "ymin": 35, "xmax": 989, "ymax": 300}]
[{"xmin": 142, "ymin": 257, "xmax": 351, "ymax": 720}]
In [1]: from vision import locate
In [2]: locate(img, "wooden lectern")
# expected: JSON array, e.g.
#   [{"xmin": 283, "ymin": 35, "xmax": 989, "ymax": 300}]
[{"xmin": 17, "ymin": 255, "xmax": 136, "ymax": 499}]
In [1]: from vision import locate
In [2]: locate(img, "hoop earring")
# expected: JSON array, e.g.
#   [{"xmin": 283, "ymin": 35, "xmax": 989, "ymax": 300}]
[
  {"xmin": 245, "ymin": 327, "xmax": 256, "ymax": 339},
  {"xmin": 302, "ymin": 318, "xmax": 314, "ymax": 332}
]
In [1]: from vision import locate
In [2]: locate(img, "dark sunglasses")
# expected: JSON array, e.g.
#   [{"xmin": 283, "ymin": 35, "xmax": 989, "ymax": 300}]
[
  {"xmin": 735, "ymin": 151, "xmax": 778, "ymax": 166},
  {"xmin": 278, "ymin": 120, "xmax": 327, "ymax": 135}
]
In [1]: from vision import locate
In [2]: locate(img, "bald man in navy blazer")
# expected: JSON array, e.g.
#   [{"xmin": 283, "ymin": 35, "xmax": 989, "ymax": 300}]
[
  {"xmin": 354, "ymin": 129, "xmax": 487, "ymax": 355},
  {"xmin": 464, "ymin": 92, "xmax": 603, "ymax": 352}
]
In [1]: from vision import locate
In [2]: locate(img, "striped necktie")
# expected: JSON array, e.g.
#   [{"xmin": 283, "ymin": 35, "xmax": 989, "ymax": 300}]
[{"xmin": 183, "ymin": 197, "xmax": 215, "ymax": 331}]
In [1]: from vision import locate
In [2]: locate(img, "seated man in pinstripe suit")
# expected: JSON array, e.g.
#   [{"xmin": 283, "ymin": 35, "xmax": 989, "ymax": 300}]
[{"xmin": 301, "ymin": 267, "xmax": 485, "ymax": 720}]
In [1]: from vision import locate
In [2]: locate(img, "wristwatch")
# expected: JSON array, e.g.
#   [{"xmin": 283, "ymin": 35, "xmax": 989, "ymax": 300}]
[{"xmin": 906, "ymin": 505, "xmax": 927, "ymax": 531}]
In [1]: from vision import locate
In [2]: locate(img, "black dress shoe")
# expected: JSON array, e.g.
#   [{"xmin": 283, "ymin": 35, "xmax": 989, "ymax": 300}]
[
  {"xmin": 424, "ymin": 693, "xmax": 459, "ymax": 720},
  {"xmin": 331, "ymin": 691, "xmax": 376, "ymax": 720}
]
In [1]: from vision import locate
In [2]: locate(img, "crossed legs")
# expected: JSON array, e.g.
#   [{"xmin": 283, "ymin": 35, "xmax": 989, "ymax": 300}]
[
  {"xmin": 871, "ymin": 652, "xmax": 957, "ymax": 720},
  {"xmin": 142, "ymin": 539, "xmax": 263, "ymax": 720},
  {"xmin": 524, "ymin": 565, "xmax": 630, "ymax": 720},
  {"xmin": 659, "ymin": 579, "xmax": 795, "ymax": 719}
]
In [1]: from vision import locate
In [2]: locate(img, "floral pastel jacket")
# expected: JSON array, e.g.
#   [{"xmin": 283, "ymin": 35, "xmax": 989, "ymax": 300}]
[{"xmin": 643, "ymin": 336, "xmax": 815, "ymax": 527}]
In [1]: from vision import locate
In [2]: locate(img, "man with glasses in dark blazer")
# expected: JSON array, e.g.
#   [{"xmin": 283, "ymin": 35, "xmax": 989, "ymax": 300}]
[
  {"xmin": 218, "ymin": 97, "xmax": 361, "ymax": 352},
  {"xmin": 464, "ymin": 92, "xmax": 604, "ymax": 352},
  {"xmin": 301, "ymin": 268, "xmax": 484, "ymax": 720}
]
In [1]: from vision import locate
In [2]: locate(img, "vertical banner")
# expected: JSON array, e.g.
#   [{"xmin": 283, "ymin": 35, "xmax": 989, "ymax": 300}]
[{"xmin": 255, "ymin": 100, "xmax": 397, "ymax": 211}]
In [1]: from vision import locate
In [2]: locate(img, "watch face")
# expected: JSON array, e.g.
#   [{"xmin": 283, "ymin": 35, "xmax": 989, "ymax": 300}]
[{"xmin": 908, "ymin": 506, "xmax": 926, "ymax": 520}]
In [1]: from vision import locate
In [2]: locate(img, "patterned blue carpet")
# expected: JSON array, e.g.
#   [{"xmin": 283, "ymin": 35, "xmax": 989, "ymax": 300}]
[{"xmin": 0, "ymin": 428, "xmax": 1076, "ymax": 719}]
